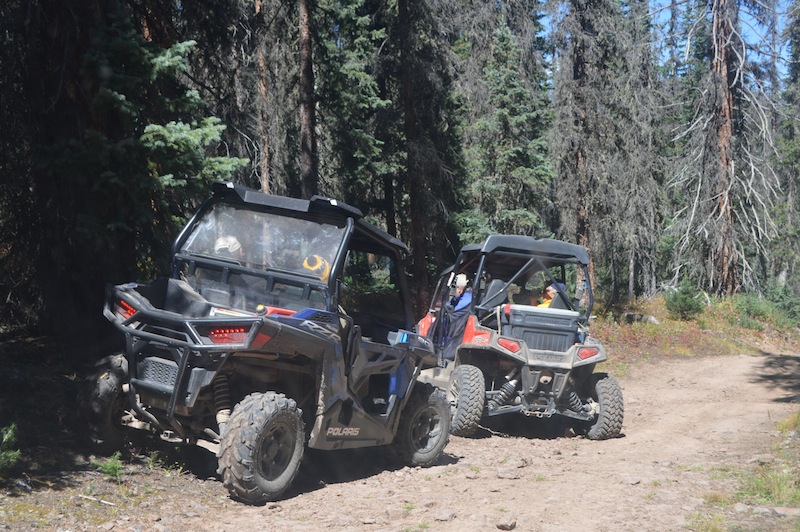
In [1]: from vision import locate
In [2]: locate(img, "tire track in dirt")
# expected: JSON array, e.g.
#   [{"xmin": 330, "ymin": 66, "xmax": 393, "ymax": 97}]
[{"xmin": 166, "ymin": 353, "xmax": 798, "ymax": 531}]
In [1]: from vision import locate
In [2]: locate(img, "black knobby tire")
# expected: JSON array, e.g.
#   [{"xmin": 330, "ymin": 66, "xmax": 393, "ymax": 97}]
[
  {"xmin": 393, "ymin": 383, "xmax": 450, "ymax": 467},
  {"xmin": 579, "ymin": 373, "xmax": 624, "ymax": 440},
  {"xmin": 77, "ymin": 354, "xmax": 129, "ymax": 455},
  {"xmin": 217, "ymin": 392, "xmax": 305, "ymax": 504},
  {"xmin": 448, "ymin": 364, "xmax": 485, "ymax": 437}
]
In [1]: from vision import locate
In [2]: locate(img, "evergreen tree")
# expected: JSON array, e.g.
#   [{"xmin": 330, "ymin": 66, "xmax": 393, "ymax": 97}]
[
  {"xmin": 773, "ymin": 0, "xmax": 800, "ymax": 295},
  {"xmin": 1, "ymin": 1, "xmax": 245, "ymax": 335},
  {"xmin": 549, "ymin": 0, "xmax": 664, "ymax": 301},
  {"xmin": 313, "ymin": 0, "xmax": 394, "ymax": 215},
  {"xmin": 548, "ymin": 0, "xmax": 624, "ymax": 292},
  {"xmin": 606, "ymin": 0, "xmax": 665, "ymax": 299},
  {"xmin": 171, "ymin": 0, "xmax": 298, "ymax": 195},
  {"xmin": 299, "ymin": 0, "xmax": 319, "ymax": 198},
  {"xmin": 397, "ymin": 0, "xmax": 465, "ymax": 311},
  {"xmin": 457, "ymin": 21, "xmax": 552, "ymax": 242},
  {"xmin": 667, "ymin": 0, "xmax": 780, "ymax": 294}
]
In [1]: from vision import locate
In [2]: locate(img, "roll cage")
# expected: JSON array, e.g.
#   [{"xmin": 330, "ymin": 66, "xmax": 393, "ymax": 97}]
[
  {"xmin": 427, "ymin": 236, "xmax": 594, "ymax": 348},
  {"xmin": 169, "ymin": 181, "xmax": 414, "ymax": 332}
]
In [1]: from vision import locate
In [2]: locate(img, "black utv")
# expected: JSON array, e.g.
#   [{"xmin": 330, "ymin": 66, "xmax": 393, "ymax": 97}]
[
  {"xmin": 79, "ymin": 181, "xmax": 449, "ymax": 504},
  {"xmin": 417, "ymin": 235, "xmax": 623, "ymax": 440}
]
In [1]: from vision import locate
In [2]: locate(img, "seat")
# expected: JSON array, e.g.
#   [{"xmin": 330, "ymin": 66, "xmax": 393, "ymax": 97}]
[
  {"xmin": 549, "ymin": 292, "xmax": 571, "ymax": 310},
  {"xmin": 479, "ymin": 279, "xmax": 507, "ymax": 310}
]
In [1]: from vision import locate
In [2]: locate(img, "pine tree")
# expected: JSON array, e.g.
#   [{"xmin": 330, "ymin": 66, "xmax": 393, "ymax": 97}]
[
  {"xmin": 457, "ymin": 21, "xmax": 552, "ymax": 241},
  {"xmin": 773, "ymin": 0, "xmax": 800, "ymax": 294},
  {"xmin": 313, "ymin": 0, "xmax": 393, "ymax": 214},
  {"xmin": 397, "ymin": 0, "xmax": 465, "ymax": 311},
  {"xmin": 549, "ymin": 0, "xmax": 665, "ymax": 301},
  {"xmin": 299, "ymin": 0, "xmax": 319, "ymax": 198},
  {"xmin": 548, "ymin": 0, "xmax": 625, "ymax": 291},
  {"xmin": 1, "ymin": 1, "xmax": 245, "ymax": 334},
  {"xmin": 667, "ymin": 0, "xmax": 780, "ymax": 294}
]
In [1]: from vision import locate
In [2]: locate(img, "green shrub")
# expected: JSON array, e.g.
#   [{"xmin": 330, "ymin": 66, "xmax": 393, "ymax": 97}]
[
  {"xmin": 0, "ymin": 423, "xmax": 22, "ymax": 474},
  {"xmin": 733, "ymin": 293, "xmax": 772, "ymax": 320},
  {"xmin": 737, "ymin": 315, "xmax": 764, "ymax": 331},
  {"xmin": 91, "ymin": 451, "xmax": 124, "ymax": 482},
  {"xmin": 664, "ymin": 281, "xmax": 704, "ymax": 320},
  {"xmin": 766, "ymin": 283, "xmax": 800, "ymax": 325}
]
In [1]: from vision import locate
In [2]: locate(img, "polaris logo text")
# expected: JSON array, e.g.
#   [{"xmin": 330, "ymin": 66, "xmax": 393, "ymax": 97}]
[{"xmin": 326, "ymin": 427, "xmax": 361, "ymax": 437}]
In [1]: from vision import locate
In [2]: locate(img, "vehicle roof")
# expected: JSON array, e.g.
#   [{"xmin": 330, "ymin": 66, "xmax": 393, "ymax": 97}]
[
  {"xmin": 458, "ymin": 235, "xmax": 590, "ymax": 265},
  {"xmin": 208, "ymin": 181, "xmax": 408, "ymax": 254}
]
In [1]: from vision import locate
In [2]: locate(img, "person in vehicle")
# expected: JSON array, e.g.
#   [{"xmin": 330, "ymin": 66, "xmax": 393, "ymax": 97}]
[
  {"xmin": 537, "ymin": 282, "xmax": 566, "ymax": 308},
  {"xmin": 442, "ymin": 274, "xmax": 472, "ymax": 361},
  {"xmin": 450, "ymin": 273, "xmax": 472, "ymax": 310},
  {"xmin": 303, "ymin": 254, "xmax": 331, "ymax": 282},
  {"xmin": 214, "ymin": 235, "xmax": 244, "ymax": 261}
]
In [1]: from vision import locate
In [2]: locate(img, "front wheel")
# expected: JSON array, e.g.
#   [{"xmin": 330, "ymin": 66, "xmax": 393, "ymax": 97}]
[
  {"xmin": 217, "ymin": 392, "xmax": 305, "ymax": 504},
  {"xmin": 393, "ymin": 383, "xmax": 450, "ymax": 467},
  {"xmin": 448, "ymin": 364, "xmax": 485, "ymax": 437},
  {"xmin": 77, "ymin": 354, "xmax": 129, "ymax": 455},
  {"xmin": 577, "ymin": 373, "xmax": 624, "ymax": 440}
]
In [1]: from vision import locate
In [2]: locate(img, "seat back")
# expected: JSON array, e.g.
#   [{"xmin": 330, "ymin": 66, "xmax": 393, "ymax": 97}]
[{"xmin": 479, "ymin": 279, "xmax": 507, "ymax": 310}]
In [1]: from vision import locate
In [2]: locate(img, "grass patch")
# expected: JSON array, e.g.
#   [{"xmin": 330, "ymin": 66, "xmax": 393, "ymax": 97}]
[
  {"xmin": 738, "ymin": 466, "xmax": 800, "ymax": 507},
  {"xmin": 777, "ymin": 411, "xmax": 800, "ymax": 434},
  {"xmin": 734, "ymin": 411, "xmax": 800, "ymax": 508},
  {"xmin": 688, "ymin": 512, "xmax": 726, "ymax": 532},
  {"xmin": 703, "ymin": 492, "xmax": 733, "ymax": 506},
  {"xmin": 709, "ymin": 464, "xmax": 736, "ymax": 480},
  {"xmin": 91, "ymin": 451, "xmax": 124, "ymax": 482}
]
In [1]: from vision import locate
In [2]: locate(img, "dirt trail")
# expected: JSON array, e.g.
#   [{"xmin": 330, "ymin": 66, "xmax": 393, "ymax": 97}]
[
  {"xmin": 177, "ymin": 353, "xmax": 799, "ymax": 531},
  {"xmin": 3, "ymin": 352, "xmax": 799, "ymax": 531}
]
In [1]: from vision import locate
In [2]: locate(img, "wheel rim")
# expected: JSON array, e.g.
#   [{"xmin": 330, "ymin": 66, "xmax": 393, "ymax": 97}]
[
  {"xmin": 255, "ymin": 418, "xmax": 297, "ymax": 481},
  {"xmin": 411, "ymin": 404, "xmax": 444, "ymax": 453}
]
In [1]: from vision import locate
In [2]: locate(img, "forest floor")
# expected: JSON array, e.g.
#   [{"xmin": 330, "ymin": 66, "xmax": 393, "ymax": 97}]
[{"xmin": 1, "ymin": 324, "xmax": 799, "ymax": 531}]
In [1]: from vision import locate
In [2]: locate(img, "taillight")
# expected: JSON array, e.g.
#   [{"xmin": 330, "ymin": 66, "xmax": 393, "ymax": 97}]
[
  {"xmin": 577, "ymin": 346, "xmax": 600, "ymax": 360},
  {"xmin": 118, "ymin": 300, "xmax": 136, "ymax": 319},
  {"xmin": 208, "ymin": 327, "xmax": 248, "ymax": 344},
  {"xmin": 498, "ymin": 337, "xmax": 521, "ymax": 353}
]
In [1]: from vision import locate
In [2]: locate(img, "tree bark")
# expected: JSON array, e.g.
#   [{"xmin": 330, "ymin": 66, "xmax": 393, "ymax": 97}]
[
  {"xmin": 299, "ymin": 0, "xmax": 318, "ymax": 198},
  {"xmin": 257, "ymin": 48, "xmax": 271, "ymax": 194},
  {"xmin": 399, "ymin": 0, "xmax": 430, "ymax": 314},
  {"xmin": 710, "ymin": 0, "xmax": 739, "ymax": 294}
]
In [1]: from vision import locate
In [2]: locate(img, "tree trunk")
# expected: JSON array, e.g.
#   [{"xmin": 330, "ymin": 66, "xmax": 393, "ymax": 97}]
[
  {"xmin": 384, "ymin": 174, "xmax": 397, "ymax": 237},
  {"xmin": 575, "ymin": 146, "xmax": 596, "ymax": 293},
  {"xmin": 299, "ymin": 0, "xmax": 318, "ymax": 198},
  {"xmin": 398, "ymin": 0, "xmax": 430, "ymax": 314},
  {"xmin": 257, "ymin": 47, "xmax": 271, "ymax": 194},
  {"xmin": 710, "ymin": 0, "xmax": 739, "ymax": 294},
  {"xmin": 628, "ymin": 248, "xmax": 635, "ymax": 301}
]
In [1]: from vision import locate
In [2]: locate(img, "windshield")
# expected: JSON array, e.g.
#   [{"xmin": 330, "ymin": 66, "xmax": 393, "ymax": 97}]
[{"xmin": 180, "ymin": 203, "xmax": 346, "ymax": 279}]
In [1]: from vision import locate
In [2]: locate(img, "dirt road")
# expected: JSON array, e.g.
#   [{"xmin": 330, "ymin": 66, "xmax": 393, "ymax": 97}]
[{"xmin": 3, "ymin": 352, "xmax": 799, "ymax": 531}]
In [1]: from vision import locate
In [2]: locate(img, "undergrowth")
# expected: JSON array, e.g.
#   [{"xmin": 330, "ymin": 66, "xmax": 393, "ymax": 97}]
[
  {"xmin": 91, "ymin": 451, "xmax": 124, "ymax": 482},
  {"xmin": 594, "ymin": 295, "xmax": 800, "ymax": 365},
  {"xmin": 735, "ymin": 412, "xmax": 800, "ymax": 508}
]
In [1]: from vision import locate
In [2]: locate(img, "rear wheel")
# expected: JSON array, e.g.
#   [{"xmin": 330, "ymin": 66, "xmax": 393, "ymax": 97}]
[
  {"xmin": 393, "ymin": 383, "xmax": 450, "ymax": 467},
  {"xmin": 577, "ymin": 373, "xmax": 624, "ymax": 440},
  {"xmin": 77, "ymin": 354, "xmax": 129, "ymax": 454},
  {"xmin": 217, "ymin": 392, "xmax": 304, "ymax": 504},
  {"xmin": 448, "ymin": 364, "xmax": 485, "ymax": 437}
]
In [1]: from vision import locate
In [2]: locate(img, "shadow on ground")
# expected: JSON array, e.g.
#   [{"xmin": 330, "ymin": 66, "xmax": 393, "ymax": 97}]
[{"xmin": 755, "ymin": 352, "xmax": 800, "ymax": 404}]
